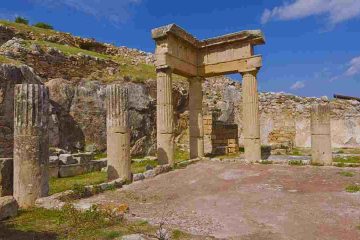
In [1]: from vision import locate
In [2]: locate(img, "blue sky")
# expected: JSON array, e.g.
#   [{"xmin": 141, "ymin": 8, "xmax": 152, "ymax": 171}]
[{"xmin": 1, "ymin": 0, "xmax": 360, "ymax": 97}]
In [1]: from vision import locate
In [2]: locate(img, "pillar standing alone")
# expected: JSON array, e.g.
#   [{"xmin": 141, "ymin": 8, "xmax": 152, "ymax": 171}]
[
  {"xmin": 241, "ymin": 70, "xmax": 261, "ymax": 162},
  {"xmin": 106, "ymin": 85, "xmax": 131, "ymax": 181},
  {"xmin": 311, "ymin": 103, "xmax": 332, "ymax": 165},
  {"xmin": 13, "ymin": 84, "xmax": 49, "ymax": 208}
]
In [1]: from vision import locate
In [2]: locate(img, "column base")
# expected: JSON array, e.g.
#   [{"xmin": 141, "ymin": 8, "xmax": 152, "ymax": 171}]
[
  {"xmin": 311, "ymin": 134, "xmax": 332, "ymax": 165},
  {"xmin": 157, "ymin": 133, "xmax": 174, "ymax": 166},
  {"xmin": 107, "ymin": 132, "xmax": 131, "ymax": 181},
  {"xmin": 190, "ymin": 137, "xmax": 204, "ymax": 159},
  {"xmin": 244, "ymin": 138, "xmax": 261, "ymax": 162}
]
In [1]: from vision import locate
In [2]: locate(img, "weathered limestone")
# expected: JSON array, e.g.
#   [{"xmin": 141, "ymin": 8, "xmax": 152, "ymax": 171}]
[
  {"xmin": 189, "ymin": 77, "xmax": 204, "ymax": 159},
  {"xmin": 106, "ymin": 85, "xmax": 131, "ymax": 181},
  {"xmin": 241, "ymin": 70, "xmax": 261, "ymax": 162},
  {"xmin": 13, "ymin": 84, "xmax": 49, "ymax": 208},
  {"xmin": 156, "ymin": 67, "xmax": 174, "ymax": 165},
  {"xmin": 311, "ymin": 103, "xmax": 332, "ymax": 165}
]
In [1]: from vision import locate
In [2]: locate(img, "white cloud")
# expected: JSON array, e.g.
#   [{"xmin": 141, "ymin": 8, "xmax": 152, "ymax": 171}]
[
  {"xmin": 290, "ymin": 81, "xmax": 305, "ymax": 90},
  {"xmin": 29, "ymin": 0, "xmax": 141, "ymax": 24},
  {"xmin": 345, "ymin": 56, "xmax": 360, "ymax": 76},
  {"xmin": 261, "ymin": 0, "xmax": 360, "ymax": 25}
]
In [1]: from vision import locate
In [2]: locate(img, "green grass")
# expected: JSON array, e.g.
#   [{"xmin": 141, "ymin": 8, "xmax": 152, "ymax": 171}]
[
  {"xmin": 345, "ymin": 185, "xmax": 360, "ymax": 193},
  {"xmin": 49, "ymin": 171, "xmax": 107, "ymax": 195},
  {"xmin": 338, "ymin": 171, "xmax": 355, "ymax": 177},
  {"xmin": 0, "ymin": 19, "xmax": 56, "ymax": 36},
  {"xmin": 2, "ymin": 206, "xmax": 156, "ymax": 240},
  {"xmin": 334, "ymin": 156, "xmax": 360, "ymax": 164},
  {"xmin": 175, "ymin": 148, "xmax": 190, "ymax": 163},
  {"xmin": 0, "ymin": 55, "xmax": 22, "ymax": 65},
  {"xmin": 289, "ymin": 160, "xmax": 305, "ymax": 166},
  {"xmin": 94, "ymin": 152, "xmax": 107, "ymax": 160},
  {"xmin": 25, "ymin": 40, "xmax": 110, "ymax": 59},
  {"xmin": 131, "ymin": 159, "xmax": 158, "ymax": 174}
]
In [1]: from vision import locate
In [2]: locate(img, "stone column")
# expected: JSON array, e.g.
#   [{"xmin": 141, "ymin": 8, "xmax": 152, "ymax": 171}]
[
  {"xmin": 13, "ymin": 84, "xmax": 49, "ymax": 208},
  {"xmin": 157, "ymin": 67, "xmax": 174, "ymax": 166},
  {"xmin": 311, "ymin": 103, "xmax": 332, "ymax": 165},
  {"xmin": 241, "ymin": 70, "xmax": 261, "ymax": 162},
  {"xmin": 106, "ymin": 85, "xmax": 131, "ymax": 181},
  {"xmin": 189, "ymin": 77, "xmax": 204, "ymax": 159}
]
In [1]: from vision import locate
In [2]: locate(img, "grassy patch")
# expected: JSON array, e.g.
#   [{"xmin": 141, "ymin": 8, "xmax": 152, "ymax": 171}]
[
  {"xmin": 0, "ymin": 55, "xmax": 22, "ymax": 65},
  {"xmin": 345, "ymin": 185, "xmax": 360, "ymax": 193},
  {"xmin": 26, "ymin": 40, "xmax": 110, "ymax": 59},
  {"xmin": 2, "ymin": 206, "xmax": 156, "ymax": 240},
  {"xmin": 334, "ymin": 156, "xmax": 360, "ymax": 164},
  {"xmin": 131, "ymin": 159, "xmax": 158, "ymax": 174},
  {"xmin": 49, "ymin": 171, "xmax": 107, "ymax": 195},
  {"xmin": 338, "ymin": 171, "xmax": 355, "ymax": 177},
  {"xmin": 0, "ymin": 19, "xmax": 56, "ymax": 36},
  {"xmin": 175, "ymin": 148, "xmax": 190, "ymax": 163},
  {"xmin": 289, "ymin": 160, "xmax": 305, "ymax": 166},
  {"xmin": 94, "ymin": 152, "xmax": 107, "ymax": 160}
]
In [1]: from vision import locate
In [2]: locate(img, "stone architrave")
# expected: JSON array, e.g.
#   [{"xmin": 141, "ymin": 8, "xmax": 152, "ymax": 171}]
[
  {"xmin": 311, "ymin": 103, "xmax": 332, "ymax": 165},
  {"xmin": 13, "ymin": 84, "xmax": 49, "ymax": 208},
  {"xmin": 106, "ymin": 85, "xmax": 131, "ymax": 181},
  {"xmin": 156, "ymin": 67, "xmax": 174, "ymax": 166},
  {"xmin": 241, "ymin": 70, "xmax": 261, "ymax": 162},
  {"xmin": 189, "ymin": 77, "xmax": 204, "ymax": 159}
]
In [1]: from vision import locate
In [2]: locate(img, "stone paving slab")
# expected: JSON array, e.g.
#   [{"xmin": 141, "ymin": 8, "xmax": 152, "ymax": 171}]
[{"xmin": 76, "ymin": 161, "xmax": 360, "ymax": 240}]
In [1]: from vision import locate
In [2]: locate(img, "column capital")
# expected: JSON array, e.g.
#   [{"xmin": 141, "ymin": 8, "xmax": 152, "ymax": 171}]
[
  {"xmin": 239, "ymin": 68, "xmax": 259, "ymax": 76},
  {"xmin": 156, "ymin": 65, "xmax": 172, "ymax": 73}
]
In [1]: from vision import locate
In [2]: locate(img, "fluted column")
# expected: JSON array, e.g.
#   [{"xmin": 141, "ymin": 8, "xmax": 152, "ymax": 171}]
[
  {"xmin": 241, "ymin": 70, "xmax": 261, "ymax": 162},
  {"xmin": 156, "ymin": 67, "xmax": 174, "ymax": 165},
  {"xmin": 13, "ymin": 84, "xmax": 49, "ymax": 208},
  {"xmin": 106, "ymin": 85, "xmax": 131, "ymax": 181},
  {"xmin": 189, "ymin": 77, "xmax": 204, "ymax": 159},
  {"xmin": 311, "ymin": 103, "xmax": 332, "ymax": 165}
]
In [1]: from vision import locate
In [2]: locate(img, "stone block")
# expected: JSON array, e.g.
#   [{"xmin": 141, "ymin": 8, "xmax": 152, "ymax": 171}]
[
  {"xmin": 0, "ymin": 196, "xmax": 18, "ymax": 220},
  {"xmin": 48, "ymin": 166, "xmax": 59, "ymax": 178},
  {"xmin": 59, "ymin": 164, "xmax": 90, "ymax": 178},
  {"xmin": 72, "ymin": 152, "xmax": 94, "ymax": 164},
  {"xmin": 49, "ymin": 156, "xmax": 59, "ymax": 166},
  {"xmin": 0, "ymin": 158, "xmax": 13, "ymax": 196},
  {"xmin": 59, "ymin": 154, "xmax": 77, "ymax": 165}
]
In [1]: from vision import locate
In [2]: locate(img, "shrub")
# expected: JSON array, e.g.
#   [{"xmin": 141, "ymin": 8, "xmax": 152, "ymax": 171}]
[
  {"xmin": 15, "ymin": 17, "xmax": 29, "ymax": 25},
  {"xmin": 33, "ymin": 22, "xmax": 54, "ymax": 30},
  {"xmin": 345, "ymin": 185, "xmax": 360, "ymax": 193}
]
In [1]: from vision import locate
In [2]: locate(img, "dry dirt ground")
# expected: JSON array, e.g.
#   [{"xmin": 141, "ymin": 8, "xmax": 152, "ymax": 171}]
[{"xmin": 76, "ymin": 161, "xmax": 360, "ymax": 240}]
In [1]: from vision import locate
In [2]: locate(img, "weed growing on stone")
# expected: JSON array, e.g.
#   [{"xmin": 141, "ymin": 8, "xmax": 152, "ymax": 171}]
[
  {"xmin": 289, "ymin": 160, "xmax": 304, "ymax": 166},
  {"xmin": 339, "ymin": 171, "xmax": 355, "ymax": 177},
  {"xmin": 259, "ymin": 160, "xmax": 273, "ymax": 164},
  {"xmin": 334, "ymin": 156, "xmax": 360, "ymax": 164},
  {"xmin": 345, "ymin": 185, "xmax": 360, "ymax": 193},
  {"xmin": 311, "ymin": 162, "xmax": 324, "ymax": 167}
]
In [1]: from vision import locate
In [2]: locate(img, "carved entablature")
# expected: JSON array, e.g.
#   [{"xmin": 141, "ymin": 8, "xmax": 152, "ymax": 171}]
[{"xmin": 152, "ymin": 24, "xmax": 265, "ymax": 78}]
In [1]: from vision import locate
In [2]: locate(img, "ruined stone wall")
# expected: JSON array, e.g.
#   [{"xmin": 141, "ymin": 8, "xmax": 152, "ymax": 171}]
[{"xmin": 205, "ymin": 76, "xmax": 360, "ymax": 149}]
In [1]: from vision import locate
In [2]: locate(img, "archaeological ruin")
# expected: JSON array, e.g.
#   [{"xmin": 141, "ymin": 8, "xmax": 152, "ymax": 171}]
[{"xmin": 152, "ymin": 24, "xmax": 265, "ymax": 163}]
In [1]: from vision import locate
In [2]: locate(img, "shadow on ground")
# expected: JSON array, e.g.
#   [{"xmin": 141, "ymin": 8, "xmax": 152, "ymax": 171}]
[{"xmin": 0, "ymin": 223, "xmax": 58, "ymax": 240}]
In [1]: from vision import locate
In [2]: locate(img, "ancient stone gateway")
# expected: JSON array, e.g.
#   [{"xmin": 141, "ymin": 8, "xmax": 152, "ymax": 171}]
[{"xmin": 152, "ymin": 24, "xmax": 265, "ymax": 164}]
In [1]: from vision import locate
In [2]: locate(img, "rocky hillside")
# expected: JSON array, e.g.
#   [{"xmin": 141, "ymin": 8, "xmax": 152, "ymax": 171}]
[{"xmin": 1, "ymin": 19, "xmax": 360, "ymax": 158}]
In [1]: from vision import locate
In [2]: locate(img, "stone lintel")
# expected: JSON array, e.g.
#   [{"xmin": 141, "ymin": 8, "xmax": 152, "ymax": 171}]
[{"xmin": 152, "ymin": 24, "xmax": 265, "ymax": 47}]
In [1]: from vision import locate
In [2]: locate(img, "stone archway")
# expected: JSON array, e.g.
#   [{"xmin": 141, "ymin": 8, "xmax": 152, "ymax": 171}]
[{"xmin": 152, "ymin": 24, "xmax": 265, "ymax": 165}]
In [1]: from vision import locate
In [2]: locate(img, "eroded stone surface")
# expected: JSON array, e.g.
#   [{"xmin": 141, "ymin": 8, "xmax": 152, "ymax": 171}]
[{"xmin": 0, "ymin": 196, "xmax": 18, "ymax": 220}]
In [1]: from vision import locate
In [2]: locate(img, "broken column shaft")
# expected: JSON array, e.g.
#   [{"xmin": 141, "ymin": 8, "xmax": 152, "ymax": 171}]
[
  {"xmin": 13, "ymin": 84, "xmax": 49, "ymax": 208},
  {"xmin": 106, "ymin": 85, "xmax": 131, "ymax": 181},
  {"xmin": 241, "ymin": 70, "xmax": 261, "ymax": 162},
  {"xmin": 311, "ymin": 103, "xmax": 332, "ymax": 165},
  {"xmin": 189, "ymin": 77, "xmax": 204, "ymax": 159},
  {"xmin": 156, "ymin": 67, "xmax": 174, "ymax": 166}
]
